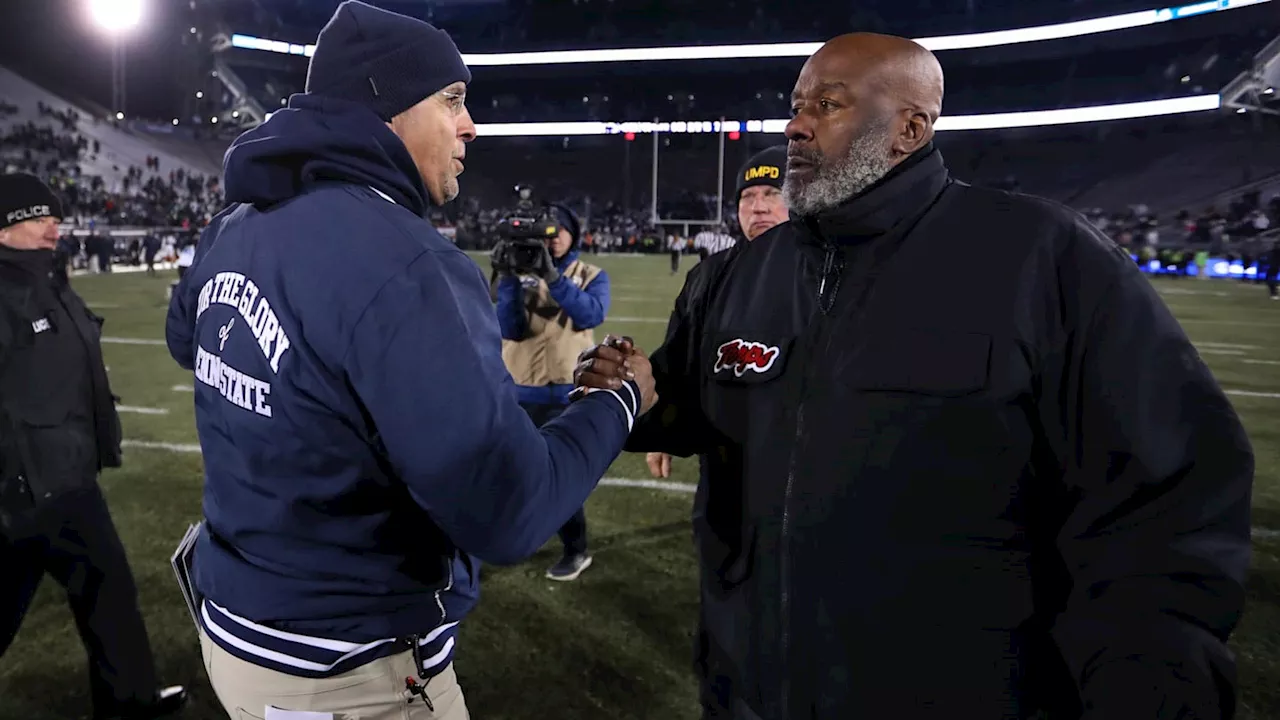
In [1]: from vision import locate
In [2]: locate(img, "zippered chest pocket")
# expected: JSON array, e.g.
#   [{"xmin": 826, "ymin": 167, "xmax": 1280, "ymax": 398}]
[
  {"xmin": 822, "ymin": 327, "xmax": 1014, "ymax": 472},
  {"xmin": 700, "ymin": 330, "xmax": 796, "ymax": 443}
]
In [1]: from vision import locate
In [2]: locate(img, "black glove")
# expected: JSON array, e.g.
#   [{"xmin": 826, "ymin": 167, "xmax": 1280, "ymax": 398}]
[
  {"xmin": 490, "ymin": 243, "xmax": 512, "ymax": 276},
  {"xmin": 536, "ymin": 244, "xmax": 560, "ymax": 285}
]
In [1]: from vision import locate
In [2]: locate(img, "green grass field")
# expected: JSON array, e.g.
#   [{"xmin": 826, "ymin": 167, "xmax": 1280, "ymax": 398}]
[{"xmin": 3, "ymin": 255, "xmax": 1280, "ymax": 720}]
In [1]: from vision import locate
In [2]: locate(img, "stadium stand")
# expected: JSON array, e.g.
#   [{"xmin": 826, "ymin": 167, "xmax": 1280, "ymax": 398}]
[{"xmin": 0, "ymin": 67, "xmax": 218, "ymax": 184}]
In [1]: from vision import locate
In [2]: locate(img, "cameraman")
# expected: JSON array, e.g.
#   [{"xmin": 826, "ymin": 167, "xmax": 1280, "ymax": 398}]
[{"xmin": 493, "ymin": 205, "xmax": 610, "ymax": 581}]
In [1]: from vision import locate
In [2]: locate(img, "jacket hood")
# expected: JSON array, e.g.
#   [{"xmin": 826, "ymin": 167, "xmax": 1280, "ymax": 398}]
[{"xmin": 223, "ymin": 94, "xmax": 429, "ymax": 217}]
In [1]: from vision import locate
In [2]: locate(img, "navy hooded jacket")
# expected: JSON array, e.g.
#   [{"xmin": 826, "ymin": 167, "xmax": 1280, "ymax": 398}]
[{"xmin": 164, "ymin": 94, "xmax": 642, "ymax": 679}]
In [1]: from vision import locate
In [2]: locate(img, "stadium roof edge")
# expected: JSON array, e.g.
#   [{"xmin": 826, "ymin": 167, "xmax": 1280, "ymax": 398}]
[
  {"xmin": 256, "ymin": 94, "xmax": 1225, "ymax": 134},
  {"xmin": 227, "ymin": 0, "xmax": 1271, "ymax": 65}
]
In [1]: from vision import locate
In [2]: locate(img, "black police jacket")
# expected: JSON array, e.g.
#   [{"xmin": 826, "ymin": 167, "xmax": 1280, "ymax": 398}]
[
  {"xmin": 0, "ymin": 247, "xmax": 121, "ymax": 514},
  {"xmin": 627, "ymin": 146, "xmax": 1254, "ymax": 719}
]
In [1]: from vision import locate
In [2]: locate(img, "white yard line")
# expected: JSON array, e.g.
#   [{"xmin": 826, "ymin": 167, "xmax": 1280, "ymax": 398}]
[
  {"xmin": 606, "ymin": 316, "xmax": 670, "ymax": 324},
  {"xmin": 1199, "ymin": 349, "xmax": 1247, "ymax": 356},
  {"xmin": 1225, "ymin": 389, "xmax": 1280, "ymax": 399},
  {"xmin": 1195, "ymin": 342, "xmax": 1262, "ymax": 350},
  {"xmin": 1158, "ymin": 289, "xmax": 1232, "ymax": 297},
  {"xmin": 1243, "ymin": 360, "xmax": 1280, "ymax": 366},
  {"xmin": 122, "ymin": 439, "xmax": 201, "ymax": 453},
  {"xmin": 102, "ymin": 337, "xmax": 167, "ymax": 346},
  {"xmin": 599, "ymin": 478, "xmax": 695, "ymax": 493},
  {"xmin": 117, "ymin": 406, "xmax": 170, "ymax": 415},
  {"xmin": 1180, "ymin": 319, "xmax": 1280, "ymax": 328}
]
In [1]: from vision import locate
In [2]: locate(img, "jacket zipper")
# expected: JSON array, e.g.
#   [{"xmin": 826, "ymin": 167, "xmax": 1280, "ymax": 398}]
[{"xmin": 780, "ymin": 241, "xmax": 841, "ymax": 715}]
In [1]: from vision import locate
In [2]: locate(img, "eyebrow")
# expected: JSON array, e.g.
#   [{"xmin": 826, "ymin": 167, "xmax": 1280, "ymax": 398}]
[{"xmin": 792, "ymin": 80, "xmax": 849, "ymax": 100}]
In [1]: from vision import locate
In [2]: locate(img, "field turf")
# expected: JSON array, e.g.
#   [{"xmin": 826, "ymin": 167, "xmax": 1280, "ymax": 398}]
[{"xmin": 2, "ymin": 255, "xmax": 1280, "ymax": 719}]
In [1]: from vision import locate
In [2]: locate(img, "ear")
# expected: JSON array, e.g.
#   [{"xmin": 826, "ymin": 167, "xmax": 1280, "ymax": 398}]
[{"xmin": 891, "ymin": 109, "xmax": 933, "ymax": 158}]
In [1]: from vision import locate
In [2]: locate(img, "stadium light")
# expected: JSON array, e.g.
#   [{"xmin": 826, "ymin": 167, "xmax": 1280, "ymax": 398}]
[
  {"xmin": 115, "ymin": 111, "xmax": 124, "ymax": 120},
  {"xmin": 470, "ymin": 94, "xmax": 1222, "ymax": 137},
  {"xmin": 229, "ymin": 0, "xmax": 1270, "ymax": 65},
  {"xmin": 89, "ymin": 0, "xmax": 143, "ymax": 34}
]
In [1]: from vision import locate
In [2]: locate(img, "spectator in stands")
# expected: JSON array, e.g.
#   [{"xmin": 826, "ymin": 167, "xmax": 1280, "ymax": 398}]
[
  {"xmin": 492, "ymin": 205, "xmax": 611, "ymax": 581},
  {"xmin": 165, "ymin": 3, "xmax": 654, "ymax": 717}
]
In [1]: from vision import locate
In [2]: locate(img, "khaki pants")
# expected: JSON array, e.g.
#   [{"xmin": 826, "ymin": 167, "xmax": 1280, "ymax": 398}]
[{"xmin": 199, "ymin": 629, "xmax": 470, "ymax": 720}]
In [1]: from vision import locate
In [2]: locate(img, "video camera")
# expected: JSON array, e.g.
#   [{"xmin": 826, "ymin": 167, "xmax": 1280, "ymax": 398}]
[{"xmin": 492, "ymin": 185, "xmax": 561, "ymax": 275}]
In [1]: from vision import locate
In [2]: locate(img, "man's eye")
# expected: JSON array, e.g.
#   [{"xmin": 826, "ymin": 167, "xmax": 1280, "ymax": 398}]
[{"xmin": 819, "ymin": 99, "xmax": 835, "ymax": 111}]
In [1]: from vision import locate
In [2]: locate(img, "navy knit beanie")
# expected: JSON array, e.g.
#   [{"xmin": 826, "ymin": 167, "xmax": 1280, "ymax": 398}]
[
  {"xmin": 548, "ymin": 204, "xmax": 581, "ymax": 247},
  {"xmin": 305, "ymin": 1, "xmax": 472, "ymax": 121}
]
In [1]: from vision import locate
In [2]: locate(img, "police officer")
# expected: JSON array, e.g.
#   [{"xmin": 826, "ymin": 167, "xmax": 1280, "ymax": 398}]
[
  {"xmin": 493, "ymin": 205, "xmax": 611, "ymax": 581},
  {"xmin": 0, "ymin": 173, "xmax": 186, "ymax": 720}
]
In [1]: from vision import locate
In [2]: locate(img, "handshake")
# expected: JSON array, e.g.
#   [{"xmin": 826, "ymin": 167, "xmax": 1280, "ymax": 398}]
[{"xmin": 569, "ymin": 335, "xmax": 659, "ymax": 416}]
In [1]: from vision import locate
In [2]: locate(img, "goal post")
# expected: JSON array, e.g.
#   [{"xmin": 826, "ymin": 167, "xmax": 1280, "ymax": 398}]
[{"xmin": 649, "ymin": 117, "xmax": 728, "ymax": 234}]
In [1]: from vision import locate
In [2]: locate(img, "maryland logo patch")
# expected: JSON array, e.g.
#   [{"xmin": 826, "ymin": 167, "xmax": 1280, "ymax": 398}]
[{"xmin": 713, "ymin": 338, "xmax": 781, "ymax": 378}]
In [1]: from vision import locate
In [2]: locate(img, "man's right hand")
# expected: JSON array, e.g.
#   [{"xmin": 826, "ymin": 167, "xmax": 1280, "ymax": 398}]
[
  {"xmin": 572, "ymin": 335, "xmax": 658, "ymax": 415},
  {"xmin": 646, "ymin": 453, "xmax": 672, "ymax": 479}
]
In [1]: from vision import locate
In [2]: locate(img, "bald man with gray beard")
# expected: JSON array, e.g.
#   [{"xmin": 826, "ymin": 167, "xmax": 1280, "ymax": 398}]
[{"xmin": 575, "ymin": 32, "xmax": 1253, "ymax": 720}]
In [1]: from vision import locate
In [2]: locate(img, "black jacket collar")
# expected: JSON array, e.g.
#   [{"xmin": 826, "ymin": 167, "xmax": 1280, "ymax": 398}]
[
  {"xmin": 0, "ymin": 246, "xmax": 55, "ymax": 282},
  {"xmin": 797, "ymin": 143, "xmax": 951, "ymax": 245}
]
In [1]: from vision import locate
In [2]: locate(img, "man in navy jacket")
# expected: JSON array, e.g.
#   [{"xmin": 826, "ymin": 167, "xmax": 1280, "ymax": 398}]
[
  {"xmin": 164, "ymin": 3, "xmax": 655, "ymax": 717},
  {"xmin": 493, "ymin": 206, "xmax": 610, "ymax": 581}
]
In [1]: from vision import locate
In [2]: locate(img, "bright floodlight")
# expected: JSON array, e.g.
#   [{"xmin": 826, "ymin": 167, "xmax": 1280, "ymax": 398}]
[{"xmin": 89, "ymin": 0, "xmax": 143, "ymax": 33}]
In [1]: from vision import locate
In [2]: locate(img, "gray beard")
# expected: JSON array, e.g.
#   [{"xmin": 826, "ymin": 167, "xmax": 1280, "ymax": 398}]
[{"xmin": 783, "ymin": 123, "xmax": 896, "ymax": 218}]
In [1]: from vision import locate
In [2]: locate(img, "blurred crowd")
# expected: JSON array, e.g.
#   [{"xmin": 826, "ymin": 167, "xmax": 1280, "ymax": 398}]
[
  {"xmin": 1, "ymin": 91, "xmax": 1278, "ymax": 272},
  {"xmin": 0, "ymin": 99, "xmax": 224, "ymax": 230}
]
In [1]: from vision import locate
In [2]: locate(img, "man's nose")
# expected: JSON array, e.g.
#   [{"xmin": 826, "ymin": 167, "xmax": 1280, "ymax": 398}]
[
  {"xmin": 457, "ymin": 109, "xmax": 477, "ymax": 142},
  {"xmin": 785, "ymin": 113, "xmax": 814, "ymax": 143}
]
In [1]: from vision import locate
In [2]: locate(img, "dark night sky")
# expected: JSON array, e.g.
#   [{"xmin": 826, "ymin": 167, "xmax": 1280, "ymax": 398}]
[{"xmin": 0, "ymin": 0, "xmax": 198, "ymax": 120}]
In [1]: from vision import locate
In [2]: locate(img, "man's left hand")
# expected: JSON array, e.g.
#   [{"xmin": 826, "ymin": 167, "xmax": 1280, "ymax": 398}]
[{"xmin": 536, "ymin": 245, "xmax": 560, "ymax": 284}]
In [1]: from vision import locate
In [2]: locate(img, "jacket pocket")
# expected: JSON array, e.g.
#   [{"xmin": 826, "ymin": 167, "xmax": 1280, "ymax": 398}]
[{"xmin": 842, "ymin": 327, "xmax": 991, "ymax": 398}]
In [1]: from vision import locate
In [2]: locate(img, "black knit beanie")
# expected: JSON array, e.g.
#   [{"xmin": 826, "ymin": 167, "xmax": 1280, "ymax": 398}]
[
  {"xmin": 735, "ymin": 145, "xmax": 787, "ymax": 201},
  {"xmin": 304, "ymin": 1, "xmax": 472, "ymax": 122},
  {"xmin": 0, "ymin": 173, "xmax": 63, "ymax": 230}
]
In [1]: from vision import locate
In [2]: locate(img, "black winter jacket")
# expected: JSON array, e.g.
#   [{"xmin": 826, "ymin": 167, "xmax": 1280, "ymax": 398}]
[
  {"xmin": 0, "ymin": 247, "xmax": 121, "ymax": 530},
  {"xmin": 627, "ymin": 146, "xmax": 1253, "ymax": 719}
]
